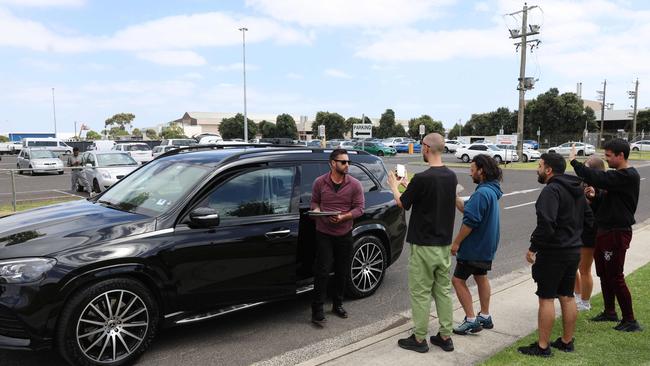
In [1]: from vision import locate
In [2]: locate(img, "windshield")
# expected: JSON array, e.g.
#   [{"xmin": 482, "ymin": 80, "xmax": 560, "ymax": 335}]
[
  {"xmin": 97, "ymin": 153, "xmax": 138, "ymax": 167},
  {"xmin": 30, "ymin": 150, "xmax": 57, "ymax": 159},
  {"xmin": 98, "ymin": 159, "xmax": 212, "ymax": 216},
  {"xmin": 172, "ymin": 139, "xmax": 197, "ymax": 146},
  {"xmin": 29, "ymin": 141, "xmax": 58, "ymax": 147},
  {"xmin": 487, "ymin": 145, "xmax": 501, "ymax": 151},
  {"xmin": 126, "ymin": 144, "xmax": 151, "ymax": 151}
]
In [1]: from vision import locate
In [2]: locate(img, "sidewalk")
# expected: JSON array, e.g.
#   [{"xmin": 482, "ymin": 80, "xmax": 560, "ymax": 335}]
[{"xmin": 296, "ymin": 221, "xmax": 650, "ymax": 366}]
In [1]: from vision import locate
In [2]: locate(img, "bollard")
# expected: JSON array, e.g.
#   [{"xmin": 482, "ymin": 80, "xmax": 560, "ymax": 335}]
[
  {"xmin": 10, "ymin": 169, "xmax": 17, "ymax": 212},
  {"xmin": 408, "ymin": 143, "xmax": 414, "ymax": 154}
]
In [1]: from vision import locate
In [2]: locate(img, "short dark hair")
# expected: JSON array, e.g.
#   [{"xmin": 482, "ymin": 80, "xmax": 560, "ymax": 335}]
[
  {"xmin": 471, "ymin": 154, "xmax": 503, "ymax": 181},
  {"xmin": 603, "ymin": 138, "xmax": 630, "ymax": 160},
  {"xmin": 73, "ymin": 147, "xmax": 79, "ymax": 152},
  {"xmin": 540, "ymin": 152, "xmax": 566, "ymax": 174},
  {"xmin": 329, "ymin": 148, "xmax": 348, "ymax": 161}
]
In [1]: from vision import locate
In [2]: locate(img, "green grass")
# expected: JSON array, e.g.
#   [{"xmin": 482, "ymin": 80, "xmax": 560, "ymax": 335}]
[
  {"xmin": 0, "ymin": 197, "xmax": 82, "ymax": 216},
  {"xmin": 482, "ymin": 262, "xmax": 650, "ymax": 365},
  {"xmin": 629, "ymin": 151, "xmax": 650, "ymax": 161}
]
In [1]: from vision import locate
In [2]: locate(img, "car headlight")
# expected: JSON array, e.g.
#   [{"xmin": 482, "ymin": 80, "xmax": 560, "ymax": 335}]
[
  {"xmin": 0, "ymin": 258, "xmax": 56, "ymax": 284},
  {"xmin": 101, "ymin": 171, "xmax": 112, "ymax": 179}
]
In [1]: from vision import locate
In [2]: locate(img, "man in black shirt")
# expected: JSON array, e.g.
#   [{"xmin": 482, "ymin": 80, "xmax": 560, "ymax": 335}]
[
  {"xmin": 570, "ymin": 139, "xmax": 642, "ymax": 332},
  {"xmin": 388, "ymin": 133, "xmax": 457, "ymax": 353}
]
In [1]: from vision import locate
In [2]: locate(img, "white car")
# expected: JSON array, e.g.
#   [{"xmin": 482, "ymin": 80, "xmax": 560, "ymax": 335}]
[
  {"xmin": 547, "ymin": 142, "xmax": 595, "ymax": 156},
  {"xmin": 631, "ymin": 140, "xmax": 650, "ymax": 151},
  {"xmin": 381, "ymin": 137, "xmax": 407, "ymax": 148},
  {"xmin": 496, "ymin": 144, "xmax": 541, "ymax": 162},
  {"xmin": 81, "ymin": 151, "xmax": 139, "ymax": 193},
  {"xmin": 16, "ymin": 148, "xmax": 64, "ymax": 175},
  {"xmin": 455, "ymin": 143, "xmax": 518, "ymax": 164},
  {"xmin": 152, "ymin": 145, "xmax": 185, "ymax": 158},
  {"xmin": 160, "ymin": 138, "xmax": 199, "ymax": 147},
  {"xmin": 444, "ymin": 140, "xmax": 463, "ymax": 153},
  {"xmin": 113, "ymin": 143, "xmax": 153, "ymax": 164}
]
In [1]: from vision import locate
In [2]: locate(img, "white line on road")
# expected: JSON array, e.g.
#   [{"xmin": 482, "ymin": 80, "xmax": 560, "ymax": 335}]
[
  {"xmin": 54, "ymin": 189, "xmax": 85, "ymax": 198},
  {"xmin": 504, "ymin": 201, "xmax": 536, "ymax": 210},
  {"xmin": 0, "ymin": 189, "xmax": 75, "ymax": 196},
  {"xmin": 502, "ymin": 188, "xmax": 541, "ymax": 197}
]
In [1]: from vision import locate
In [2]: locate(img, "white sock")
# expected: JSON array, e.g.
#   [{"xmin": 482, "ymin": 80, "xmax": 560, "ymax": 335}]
[
  {"xmin": 479, "ymin": 313, "xmax": 490, "ymax": 318},
  {"xmin": 467, "ymin": 317, "xmax": 477, "ymax": 322}
]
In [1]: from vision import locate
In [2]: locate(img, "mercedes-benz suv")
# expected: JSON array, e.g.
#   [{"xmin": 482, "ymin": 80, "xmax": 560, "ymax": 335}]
[{"xmin": 0, "ymin": 145, "xmax": 406, "ymax": 365}]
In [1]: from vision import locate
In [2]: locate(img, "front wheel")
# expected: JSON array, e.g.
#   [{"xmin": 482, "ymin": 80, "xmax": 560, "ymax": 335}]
[
  {"xmin": 347, "ymin": 235, "xmax": 387, "ymax": 298},
  {"xmin": 522, "ymin": 154, "xmax": 528, "ymax": 163},
  {"xmin": 461, "ymin": 154, "xmax": 470, "ymax": 163},
  {"xmin": 548, "ymin": 150, "xmax": 555, "ymax": 154},
  {"xmin": 377, "ymin": 151, "xmax": 384, "ymax": 157},
  {"xmin": 494, "ymin": 155, "xmax": 503, "ymax": 164},
  {"xmin": 632, "ymin": 147, "xmax": 639, "ymax": 151},
  {"xmin": 578, "ymin": 150, "xmax": 584, "ymax": 156},
  {"xmin": 56, "ymin": 278, "xmax": 159, "ymax": 366},
  {"xmin": 444, "ymin": 147, "xmax": 449, "ymax": 153}
]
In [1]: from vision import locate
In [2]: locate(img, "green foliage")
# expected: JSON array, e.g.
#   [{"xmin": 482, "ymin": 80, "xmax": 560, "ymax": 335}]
[
  {"xmin": 377, "ymin": 109, "xmax": 398, "ymax": 138},
  {"xmin": 448, "ymin": 123, "xmax": 464, "ymax": 140},
  {"xmin": 145, "ymin": 129, "xmax": 158, "ymax": 140},
  {"xmin": 85, "ymin": 130, "xmax": 102, "ymax": 140},
  {"xmin": 160, "ymin": 123, "xmax": 187, "ymax": 139},
  {"xmin": 109, "ymin": 127, "xmax": 129, "ymax": 137},
  {"xmin": 463, "ymin": 107, "xmax": 517, "ymax": 136},
  {"xmin": 311, "ymin": 111, "xmax": 346, "ymax": 139},
  {"xmin": 524, "ymin": 88, "xmax": 595, "ymax": 141},
  {"xmin": 345, "ymin": 117, "xmax": 362, "ymax": 135},
  {"xmin": 407, "ymin": 115, "xmax": 445, "ymax": 138},
  {"xmin": 275, "ymin": 114, "xmax": 299, "ymax": 139},
  {"xmin": 105, "ymin": 113, "xmax": 135, "ymax": 129},
  {"xmin": 258, "ymin": 120, "xmax": 277, "ymax": 138},
  {"xmin": 219, "ymin": 113, "xmax": 257, "ymax": 140},
  {"xmin": 131, "ymin": 128, "xmax": 142, "ymax": 137},
  {"xmin": 0, "ymin": 135, "xmax": 9, "ymax": 143},
  {"xmin": 636, "ymin": 109, "xmax": 650, "ymax": 133}
]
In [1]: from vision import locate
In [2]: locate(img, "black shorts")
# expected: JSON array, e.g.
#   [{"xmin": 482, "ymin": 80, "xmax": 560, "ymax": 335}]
[
  {"xmin": 453, "ymin": 260, "xmax": 492, "ymax": 280},
  {"xmin": 532, "ymin": 250, "xmax": 580, "ymax": 299}
]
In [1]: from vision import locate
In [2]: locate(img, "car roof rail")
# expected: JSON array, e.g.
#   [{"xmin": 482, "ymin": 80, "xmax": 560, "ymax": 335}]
[{"xmin": 155, "ymin": 143, "xmax": 372, "ymax": 160}]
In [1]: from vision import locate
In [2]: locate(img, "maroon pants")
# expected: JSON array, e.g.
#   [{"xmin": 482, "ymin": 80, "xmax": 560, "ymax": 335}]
[{"xmin": 594, "ymin": 229, "xmax": 635, "ymax": 321}]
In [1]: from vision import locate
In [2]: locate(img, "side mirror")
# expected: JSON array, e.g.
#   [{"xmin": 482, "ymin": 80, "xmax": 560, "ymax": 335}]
[{"xmin": 189, "ymin": 207, "xmax": 220, "ymax": 228}]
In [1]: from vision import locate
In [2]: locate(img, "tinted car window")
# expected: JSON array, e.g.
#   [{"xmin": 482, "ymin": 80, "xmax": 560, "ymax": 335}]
[
  {"xmin": 200, "ymin": 167, "xmax": 296, "ymax": 219},
  {"xmin": 300, "ymin": 163, "xmax": 329, "ymax": 204},
  {"xmin": 349, "ymin": 164, "xmax": 376, "ymax": 192}
]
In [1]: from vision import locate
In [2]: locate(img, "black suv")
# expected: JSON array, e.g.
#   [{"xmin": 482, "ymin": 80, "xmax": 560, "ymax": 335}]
[{"xmin": 0, "ymin": 145, "xmax": 406, "ymax": 365}]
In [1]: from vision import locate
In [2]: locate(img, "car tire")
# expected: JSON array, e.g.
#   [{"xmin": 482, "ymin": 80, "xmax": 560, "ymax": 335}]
[
  {"xmin": 59, "ymin": 171, "xmax": 64, "ymax": 175},
  {"xmin": 346, "ymin": 235, "xmax": 387, "ymax": 299},
  {"xmin": 632, "ymin": 147, "xmax": 639, "ymax": 151},
  {"xmin": 522, "ymin": 154, "xmax": 528, "ymax": 163},
  {"xmin": 56, "ymin": 278, "xmax": 159, "ymax": 366},
  {"xmin": 494, "ymin": 155, "xmax": 502, "ymax": 164},
  {"xmin": 93, "ymin": 179, "xmax": 101, "ymax": 194},
  {"xmin": 548, "ymin": 150, "xmax": 555, "ymax": 154},
  {"xmin": 377, "ymin": 151, "xmax": 384, "ymax": 157},
  {"xmin": 16, "ymin": 164, "xmax": 22, "ymax": 174},
  {"xmin": 77, "ymin": 184, "xmax": 86, "ymax": 193},
  {"xmin": 578, "ymin": 150, "xmax": 584, "ymax": 156},
  {"xmin": 28, "ymin": 165, "xmax": 34, "ymax": 176},
  {"xmin": 461, "ymin": 154, "xmax": 470, "ymax": 163},
  {"xmin": 444, "ymin": 147, "xmax": 449, "ymax": 153}
]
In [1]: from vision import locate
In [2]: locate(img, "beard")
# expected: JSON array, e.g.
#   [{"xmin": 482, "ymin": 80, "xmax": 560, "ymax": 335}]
[
  {"xmin": 336, "ymin": 166, "xmax": 348, "ymax": 175},
  {"xmin": 472, "ymin": 175, "xmax": 480, "ymax": 184},
  {"xmin": 537, "ymin": 172, "xmax": 546, "ymax": 184}
]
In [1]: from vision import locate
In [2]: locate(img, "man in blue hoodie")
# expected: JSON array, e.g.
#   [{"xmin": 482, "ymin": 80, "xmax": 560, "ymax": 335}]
[{"xmin": 451, "ymin": 154, "xmax": 503, "ymax": 335}]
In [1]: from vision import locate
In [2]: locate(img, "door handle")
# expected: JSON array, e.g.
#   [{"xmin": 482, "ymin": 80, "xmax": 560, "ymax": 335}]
[{"xmin": 265, "ymin": 229, "xmax": 291, "ymax": 239}]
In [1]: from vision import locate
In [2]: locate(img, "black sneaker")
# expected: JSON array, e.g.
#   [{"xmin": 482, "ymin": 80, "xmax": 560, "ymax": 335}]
[
  {"xmin": 311, "ymin": 305, "xmax": 326, "ymax": 326},
  {"xmin": 397, "ymin": 334, "xmax": 429, "ymax": 353},
  {"xmin": 550, "ymin": 337, "xmax": 575, "ymax": 352},
  {"xmin": 429, "ymin": 332, "xmax": 454, "ymax": 352},
  {"xmin": 590, "ymin": 312, "xmax": 620, "ymax": 322},
  {"xmin": 332, "ymin": 304, "xmax": 348, "ymax": 319},
  {"xmin": 518, "ymin": 342, "xmax": 552, "ymax": 357},
  {"xmin": 614, "ymin": 320, "xmax": 643, "ymax": 332}
]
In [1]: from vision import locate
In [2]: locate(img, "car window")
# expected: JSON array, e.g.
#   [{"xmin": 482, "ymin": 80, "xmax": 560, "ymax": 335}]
[
  {"xmin": 299, "ymin": 163, "xmax": 329, "ymax": 204},
  {"xmin": 198, "ymin": 167, "xmax": 296, "ymax": 219},
  {"xmin": 349, "ymin": 164, "xmax": 376, "ymax": 192},
  {"xmin": 127, "ymin": 144, "xmax": 150, "ymax": 151},
  {"xmin": 97, "ymin": 153, "xmax": 137, "ymax": 167}
]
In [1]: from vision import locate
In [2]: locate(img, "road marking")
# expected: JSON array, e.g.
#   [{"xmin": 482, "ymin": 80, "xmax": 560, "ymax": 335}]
[
  {"xmin": 0, "ymin": 189, "xmax": 77, "ymax": 196},
  {"xmin": 641, "ymin": 177, "xmax": 647, "ymax": 181},
  {"xmin": 54, "ymin": 189, "xmax": 85, "ymax": 198},
  {"xmin": 504, "ymin": 201, "xmax": 536, "ymax": 210},
  {"xmin": 502, "ymin": 188, "xmax": 541, "ymax": 197}
]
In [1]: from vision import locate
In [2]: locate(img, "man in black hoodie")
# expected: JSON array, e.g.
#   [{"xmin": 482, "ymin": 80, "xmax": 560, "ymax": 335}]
[{"xmin": 519, "ymin": 153, "xmax": 594, "ymax": 357}]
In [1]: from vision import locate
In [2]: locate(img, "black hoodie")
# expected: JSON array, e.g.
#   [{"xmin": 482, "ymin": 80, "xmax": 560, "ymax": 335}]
[{"xmin": 530, "ymin": 174, "xmax": 594, "ymax": 252}]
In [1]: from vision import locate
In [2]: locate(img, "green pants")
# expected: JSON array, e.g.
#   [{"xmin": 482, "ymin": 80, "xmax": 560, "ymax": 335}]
[{"xmin": 408, "ymin": 244, "xmax": 453, "ymax": 339}]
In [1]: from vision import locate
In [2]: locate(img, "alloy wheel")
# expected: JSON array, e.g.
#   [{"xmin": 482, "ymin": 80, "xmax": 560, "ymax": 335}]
[{"xmin": 350, "ymin": 241, "xmax": 385, "ymax": 293}]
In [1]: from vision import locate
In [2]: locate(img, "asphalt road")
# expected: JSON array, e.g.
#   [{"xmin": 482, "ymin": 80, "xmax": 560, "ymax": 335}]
[{"xmin": 1, "ymin": 153, "xmax": 650, "ymax": 366}]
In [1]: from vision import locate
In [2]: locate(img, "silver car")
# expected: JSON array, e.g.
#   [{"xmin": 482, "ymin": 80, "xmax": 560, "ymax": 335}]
[
  {"xmin": 16, "ymin": 148, "xmax": 64, "ymax": 175},
  {"xmin": 81, "ymin": 151, "xmax": 139, "ymax": 193}
]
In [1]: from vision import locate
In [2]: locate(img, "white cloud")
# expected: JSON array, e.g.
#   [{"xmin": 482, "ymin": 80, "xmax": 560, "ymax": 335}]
[
  {"xmin": 286, "ymin": 72, "xmax": 303, "ymax": 79},
  {"xmin": 212, "ymin": 62, "xmax": 260, "ymax": 72},
  {"xmin": 324, "ymin": 68, "xmax": 352, "ymax": 79},
  {"xmin": 474, "ymin": 2, "xmax": 490, "ymax": 12},
  {"xmin": 0, "ymin": 0, "xmax": 84, "ymax": 7},
  {"xmin": 246, "ymin": 0, "xmax": 455, "ymax": 28},
  {"xmin": 136, "ymin": 51, "xmax": 207, "ymax": 66},
  {"xmin": 22, "ymin": 58, "xmax": 63, "ymax": 71}
]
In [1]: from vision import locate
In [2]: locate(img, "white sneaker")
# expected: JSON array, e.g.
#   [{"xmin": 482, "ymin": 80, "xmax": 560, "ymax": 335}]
[{"xmin": 577, "ymin": 299, "xmax": 591, "ymax": 311}]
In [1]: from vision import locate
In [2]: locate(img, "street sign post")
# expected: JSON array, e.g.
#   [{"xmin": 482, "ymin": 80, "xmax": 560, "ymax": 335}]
[
  {"xmin": 419, "ymin": 124, "xmax": 425, "ymax": 137},
  {"xmin": 353, "ymin": 124, "xmax": 372, "ymax": 139},
  {"xmin": 318, "ymin": 125, "xmax": 326, "ymax": 148}
]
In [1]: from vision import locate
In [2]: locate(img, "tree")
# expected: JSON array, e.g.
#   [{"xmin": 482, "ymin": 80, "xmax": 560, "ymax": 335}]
[
  {"xmin": 132, "ymin": 128, "xmax": 143, "ymax": 138},
  {"xmin": 86, "ymin": 130, "xmax": 102, "ymax": 140},
  {"xmin": 636, "ymin": 110, "xmax": 650, "ymax": 134},
  {"xmin": 275, "ymin": 114, "xmax": 299, "ymax": 139},
  {"xmin": 377, "ymin": 109, "xmax": 398, "ymax": 138},
  {"xmin": 105, "ymin": 113, "xmax": 135, "ymax": 130},
  {"xmin": 462, "ymin": 107, "xmax": 516, "ymax": 136},
  {"xmin": 448, "ymin": 123, "xmax": 464, "ymax": 140},
  {"xmin": 109, "ymin": 127, "xmax": 129, "ymax": 138},
  {"xmin": 311, "ymin": 112, "xmax": 346, "ymax": 139},
  {"xmin": 161, "ymin": 123, "xmax": 187, "ymax": 139},
  {"xmin": 0, "ymin": 135, "xmax": 8, "ymax": 143},
  {"xmin": 219, "ymin": 113, "xmax": 257, "ymax": 140},
  {"xmin": 145, "ymin": 129, "xmax": 159, "ymax": 140},
  {"xmin": 258, "ymin": 120, "xmax": 277, "ymax": 138},
  {"xmin": 345, "ymin": 117, "xmax": 361, "ymax": 136},
  {"xmin": 407, "ymin": 115, "xmax": 444, "ymax": 139}
]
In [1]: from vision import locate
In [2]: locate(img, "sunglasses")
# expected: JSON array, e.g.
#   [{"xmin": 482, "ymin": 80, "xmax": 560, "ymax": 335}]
[{"xmin": 334, "ymin": 159, "xmax": 351, "ymax": 165}]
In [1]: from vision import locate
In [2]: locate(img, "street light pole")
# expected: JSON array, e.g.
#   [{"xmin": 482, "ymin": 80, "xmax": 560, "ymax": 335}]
[
  {"xmin": 52, "ymin": 87, "xmax": 58, "ymax": 137},
  {"xmin": 239, "ymin": 27, "xmax": 249, "ymax": 143}
]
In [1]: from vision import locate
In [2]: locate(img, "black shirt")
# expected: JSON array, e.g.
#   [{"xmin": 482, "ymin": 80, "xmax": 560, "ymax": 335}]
[
  {"xmin": 571, "ymin": 160, "xmax": 640, "ymax": 229},
  {"xmin": 400, "ymin": 166, "xmax": 458, "ymax": 246}
]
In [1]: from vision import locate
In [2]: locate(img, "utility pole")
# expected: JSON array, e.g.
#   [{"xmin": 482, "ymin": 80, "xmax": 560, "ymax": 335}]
[
  {"xmin": 52, "ymin": 87, "xmax": 58, "ymax": 137},
  {"xmin": 597, "ymin": 80, "xmax": 607, "ymax": 147},
  {"xmin": 508, "ymin": 3, "xmax": 540, "ymax": 160},
  {"xmin": 239, "ymin": 27, "xmax": 249, "ymax": 143},
  {"xmin": 628, "ymin": 78, "xmax": 639, "ymax": 139}
]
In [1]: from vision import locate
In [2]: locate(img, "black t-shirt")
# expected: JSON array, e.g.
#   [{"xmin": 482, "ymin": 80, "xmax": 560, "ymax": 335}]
[{"xmin": 400, "ymin": 166, "xmax": 458, "ymax": 246}]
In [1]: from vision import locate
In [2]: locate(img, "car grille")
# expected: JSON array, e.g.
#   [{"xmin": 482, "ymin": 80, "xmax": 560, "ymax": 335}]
[
  {"xmin": 0, "ymin": 306, "xmax": 28, "ymax": 338},
  {"xmin": 116, "ymin": 175, "xmax": 125, "ymax": 180}
]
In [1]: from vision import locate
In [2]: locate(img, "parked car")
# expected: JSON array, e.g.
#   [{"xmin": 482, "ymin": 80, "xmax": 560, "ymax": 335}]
[
  {"xmin": 455, "ymin": 143, "xmax": 518, "ymax": 163},
  {"xmin": 0, "ymin": 141, "xmax": 22, "ymax": 155},
  {"xmin": 88, "ymin": 140, "xmax": 116, "ymax": 151},
  {"xmin": 80, "ymin": 151, "xmax": 139, "ymax": 193},
  {"xmin": 15, "ymin": 148, "xmax": 64, "ymax": 175},
  {"xmin": 395, "ymin": 141, "xmax": 421, "ymax": 153},
  {"xmin": 631, "ymin": 140, "xmax": 650, "ymax": 151},
  {"xmin": 444, "ymin": 140, "xmax": 463, "ymax": 153},
  {"xmin": 381, "ymin": 137, "xmax": 407, "ymax": 148},
  {"xmin": 21, "ymin": 138, "xmax": 72, "ymax": 155},
  {"xmin": 0, "ymin": 146, "xmax": 406, "ymax": 365},
  {"xmin": 354, "ymin": 141, "xmax": 397, "ymax": 156},
  {"xmin": 152, "ymin": 145, "xmax": 182, "ymax": 158},
  {"xmin": 160, "ymin": 138, "xmax": 198, "ymax": 147},
  {"xmin": 496, "ymin": 144, "xmax": 540, "ymax": 162},
  {"xmin": 523, "ymin": 140, "xmax": 539, "ymax": 150},
  {"xmin": 113, "ymin": 143, "xmax": 153, "ymax": 164},
  {"xmin": 547, "ymin": 142, "xmax": 595, "ymax": 156},
  {"xmin": 198, "ymin": 135, "xmax": 223, "ymax": 145},
  {"xmin": 340, "ymin": 140, "xmax": 356, "ymax": 149}
]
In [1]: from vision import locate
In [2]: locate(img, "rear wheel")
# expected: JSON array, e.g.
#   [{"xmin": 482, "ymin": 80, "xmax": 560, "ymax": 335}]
[
  {"xmin": 377, "ymin": 151, "xmax": 384, "ymax": 157},
  {"xmin": 461, "ymin": 154, "xmax": 470, "ymax": 163},
  {"xmin": 522, "ymin": 154, "xmax": 529, "ymax": 163},
  {"xmin": 444, "ymin": 147, "xmax": 449, "ymax": 153},
  {"xmin": 548, "ymin": 150, "xmax": 555, "ymax": 154},
  {"xmin": 578, "ymin": 150, "xmax": 584, "ymax": 156},
  {"xmin": 56, "ymin": 278, "xmax": 159, "ymax": 366},
  {"xmin": 347, "ymin": 235, "xmax": 387, "ymax": 298},
  {"xmin": 28, "ymin": 165, "xmax": 34, "ymax": 175},
  {"xmin": 494, "ymin": 155, "xmax": 503, "ymax": 164},
  {"xmin": 632, "ymin": 147, "xmax": 639, "ymax": 151}
]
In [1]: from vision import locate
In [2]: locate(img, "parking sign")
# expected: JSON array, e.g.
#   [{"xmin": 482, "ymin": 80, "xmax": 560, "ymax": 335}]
[
  {"xmin": 419, "ymin": 124, "xmax": 425, "ymax": 136},
  {"xmin": 353, "ymin": 124, "xmax": 372, "ymax": 138},
  {"xmin": 318, "ymin": 125, "xmax": 325, "ymax": 137}
]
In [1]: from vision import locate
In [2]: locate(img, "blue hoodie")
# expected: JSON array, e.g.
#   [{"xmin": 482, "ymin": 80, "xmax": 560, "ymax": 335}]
[{"xmin": 457, "ymin": 180, "xmax": 503, "ymax": 262}]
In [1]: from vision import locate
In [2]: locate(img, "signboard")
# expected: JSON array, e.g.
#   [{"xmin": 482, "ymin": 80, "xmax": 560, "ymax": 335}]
[
  {"xmin": 419, "ymin": 124, "xmax": 425, "ymax": 136},
  {"xmin": 496, "ymin": 134, "xmax": 518, "ymax": 146},
  {"xmin": 353, "ymin": 124, "xmax": 372, "ymax": 138},
  {"xmin": 318, "ymin": 125, "xmax": 325, "ymax": 137}
]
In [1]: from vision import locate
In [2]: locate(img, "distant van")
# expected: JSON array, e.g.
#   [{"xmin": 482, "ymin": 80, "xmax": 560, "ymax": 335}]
[
  {"xmin": 22, "ymin": 138, "xmax": 72, "ymax": 155},
  {"xmin": 89, "ymin": 140, "xmax": 116, "ymax": 151}
]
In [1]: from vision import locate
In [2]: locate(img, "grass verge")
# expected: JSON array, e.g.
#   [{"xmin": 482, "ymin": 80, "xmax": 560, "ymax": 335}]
[
  {"xmin": 0, "ymin": 197, "xmax": 82, "ymax": 216},
  {"xmin": 629, "ymin": 151, "xmax": 650, "ymax": 161},
  {"xmin": 482, "ymin": 262, "xmax": 650, "ymax": 365}
]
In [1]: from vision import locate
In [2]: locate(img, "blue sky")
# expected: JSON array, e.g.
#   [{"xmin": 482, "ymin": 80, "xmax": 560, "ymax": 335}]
[{"xmin": 1, "ymin": 0, "xmax": 649, "ymax": 135}]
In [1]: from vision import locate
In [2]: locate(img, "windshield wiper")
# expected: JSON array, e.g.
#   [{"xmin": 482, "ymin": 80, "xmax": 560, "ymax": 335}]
[{"xmin": 97, "ymin": 200, "xmax": 131, "ymax": 213}]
